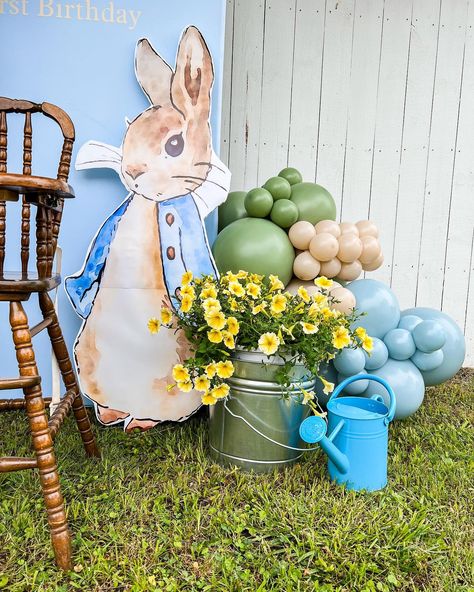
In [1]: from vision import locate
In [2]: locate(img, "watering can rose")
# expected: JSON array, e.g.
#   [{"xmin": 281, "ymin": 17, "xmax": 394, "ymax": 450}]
[{"xmin": 148, "ymin": 271, "xmax": 372, "ymax": 406}]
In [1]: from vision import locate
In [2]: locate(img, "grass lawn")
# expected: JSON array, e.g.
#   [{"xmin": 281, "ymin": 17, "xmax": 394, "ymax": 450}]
[{"xmin": 0, "ymin": 371, "xmax": 472, "ymax": 592}]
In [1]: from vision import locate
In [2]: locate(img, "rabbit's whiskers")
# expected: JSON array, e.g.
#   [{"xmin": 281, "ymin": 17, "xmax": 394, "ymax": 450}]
[
  {"xmin": 172, "ymin": 175, "xmax": 227, "ymax": 192},
  {"xmin": 194, "ymin": 161, "xmax": 227, "ymax": 174}
]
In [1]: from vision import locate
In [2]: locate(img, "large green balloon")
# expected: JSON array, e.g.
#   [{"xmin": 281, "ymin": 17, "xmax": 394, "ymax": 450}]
[
  {"xmin": 212, "ymin": 218, "xmax": 295, "ymax": 285},
  {"xmin": 290, "ymin": 182, "xmax": 336, "ymax": 224},
  {"xmin": 218, "ymin": 191, "xmax": 248, "ymax": 232}
]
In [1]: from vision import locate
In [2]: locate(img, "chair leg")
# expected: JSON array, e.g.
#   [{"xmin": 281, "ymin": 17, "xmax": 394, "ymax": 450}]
[
  {"xmin": 9, "ymin": 301, "xmax": 72, "ymax": 571},
  {"xmin": 38, "ymin": 292, "xmax": 100, "ymax": 459}
]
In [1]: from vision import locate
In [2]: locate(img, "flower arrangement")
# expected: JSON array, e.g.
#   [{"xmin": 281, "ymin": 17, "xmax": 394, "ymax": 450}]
[{"xmin": 148, "ymin": 271, "xmax": 372, "ymax": 407}]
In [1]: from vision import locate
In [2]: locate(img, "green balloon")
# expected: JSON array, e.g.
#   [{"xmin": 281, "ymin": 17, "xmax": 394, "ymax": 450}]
[
  {"xmin": 212, "ymin": 218, "xmax": 295, "ymax": 286},
  {"xmin": 244, "ymin": 187, "xmax": 274, "ymax": 217},
  {"xmin": 278, "ymin": 167, "xmax": 303, "ymax": 186},
  {"xmin": 218, "ymin": 191, "xmax": 248, "ymax": 232},
  {"xmin": 270, "ymin": 199, "xmax": 299, "ymax": 228},
  {"xmin": 290, "ymin": 182, "xmax": 336, "ymax": 224},
  {"xmin": 263, "ymin": 176, "xmax": 292, "ymax": 200}
]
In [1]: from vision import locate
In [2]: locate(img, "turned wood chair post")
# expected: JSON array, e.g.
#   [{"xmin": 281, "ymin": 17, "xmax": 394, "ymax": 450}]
[{"xmin": 0, "ymin": 97, "xmax": 100, "ymax": 571}]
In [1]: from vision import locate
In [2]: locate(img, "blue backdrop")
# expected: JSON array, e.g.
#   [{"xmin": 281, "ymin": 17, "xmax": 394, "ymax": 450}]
[{"xmin": 0, "ymin": 0, "xmax": 226, "ymax": 399}]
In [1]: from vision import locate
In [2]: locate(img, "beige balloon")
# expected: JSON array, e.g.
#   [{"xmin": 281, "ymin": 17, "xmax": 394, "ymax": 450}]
[
  {"xmin": 293, "ymin": 251, "xmax": 321, "ymax": 281},
  {"xmin": 359, "ymin": 236, "xmax": 382, "ymax": 264},
  {"xmin": 339, "ymin": 222, "xmax": 359, "ymax": 236},
  {"xmin": 330, "ymin": 287, "xmax": 356, "ymax": 314},
  {"xmin": 338, "ymin": 260, "xmax": 363, "ymax": 281},
  {"xmin": 356, "ymin": 219, "xmax": 379, "ymax": 238},
  {"xmin": 288, "ymin": 221, "xmax": 317, "ymax": 250},
  {"xmin": 362, "ymin": 252, "xmax": 384, "ymax": 271},
  {"xmin": 337, "ymin": 234, "xmax": 363, "ymax": 263},
  {"xmin": 286, "ymin": 279, "xmax": 321, "ymax": 297},
  {"xmin": 309, "ymin": 232, "xmax": 339, "ymax": 262},
  {"xmin": 319, "ymin": 257, "xmax": 342, "ymax": 278},
  {"xmin": 314, "ymin": 219, "xmax": 341, "ymax": 238}
]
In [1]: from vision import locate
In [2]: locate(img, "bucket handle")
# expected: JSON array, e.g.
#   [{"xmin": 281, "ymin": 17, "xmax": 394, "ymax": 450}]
[
  {"xmin": 328, "ymin": 374, "xmax": 396, "ymax": 425},
  {"xmin": 223, "ymin": 400, "xmax": 320, "ymax": 452}
]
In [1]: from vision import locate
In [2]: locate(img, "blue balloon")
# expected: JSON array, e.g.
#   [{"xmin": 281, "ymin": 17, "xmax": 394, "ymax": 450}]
[
  {"xmin": 411, "ymin": 349, "xmax": 444, "ymax": 372},
  {"xmin": 398, "ymin": 315, "xmax": 423, "ymax": 332},
  {"xmin": 337, "ymin": 372, "xmax": 369, "ymax": 395},
  {"xmin": 383, "ymin": 328, "xmax": 416, "ymax": 360},
  {"xmin": 347, "ymin": 279, "xmax": 400, "ymax": 339},
  {"xmin": 412, "ymin": 320, "xmax": 446, "ymax": 353},
  {"xmin": 314, "ymin": 362, "xmax": 338, "ymax": 407},
  {"xmin": 363, "ymin": 337, "xmax": 389, "ymax": 370},
  {"xmin": 364, "ymin": 359, "xmax": 425, "ymax": 420},
  {"xmin": 334, "ymin": 347, "xmax": 366, "ymax": 376},
  {"xmin": 401, "ymin": 308, "xmax": 465, "ymax": 386}
]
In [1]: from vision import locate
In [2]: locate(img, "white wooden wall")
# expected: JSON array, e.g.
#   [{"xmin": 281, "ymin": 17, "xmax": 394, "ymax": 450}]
[{"xmin": 220, "ymin": 0, "xmax": 474, "ymax": 366}]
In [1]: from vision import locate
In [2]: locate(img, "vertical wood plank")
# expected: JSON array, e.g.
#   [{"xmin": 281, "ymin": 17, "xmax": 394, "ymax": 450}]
[
  {"xmin": 258, "ymin": 0, "xmax": 297, "ymax": 184},
  {"xmin": 287, "ymin": 0, "xmax": 326, "ymax": 181},
  {"xmin": 415, "ymin": 0, "xmax": 469, "ymax": 309},
  {"xmin": 390, "ymin": 0, "xmax": 441, "ymax": 309},
  {"xmin": 220, "ymin": 0, "xmax": 235, "ymax": 167},
  {"xmin": 315, "ymin": 0, "xmax": 356, "ymax": 215}
]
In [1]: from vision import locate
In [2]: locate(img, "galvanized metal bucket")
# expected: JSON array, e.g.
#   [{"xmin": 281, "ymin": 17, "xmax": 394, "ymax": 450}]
[{"xmin": 208, "ymin": 349, "xmax": 315, "ymax": 473}]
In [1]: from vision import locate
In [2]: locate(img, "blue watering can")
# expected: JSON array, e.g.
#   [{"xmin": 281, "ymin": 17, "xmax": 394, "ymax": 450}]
[{"xmin": 299, "ymin": 374, "xmax": 396, "ymax": 491}]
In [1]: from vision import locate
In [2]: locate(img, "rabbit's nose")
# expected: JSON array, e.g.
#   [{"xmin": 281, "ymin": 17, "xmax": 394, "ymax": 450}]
[{"xmin": 125, "ymin": 164, "xmax": 148, "ymax": 180}]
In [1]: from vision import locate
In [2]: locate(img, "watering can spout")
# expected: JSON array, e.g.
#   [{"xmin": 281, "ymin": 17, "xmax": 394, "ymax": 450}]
[{"xmin": 299, "ymin": 416, "xmax": 350, "ymax": 474}]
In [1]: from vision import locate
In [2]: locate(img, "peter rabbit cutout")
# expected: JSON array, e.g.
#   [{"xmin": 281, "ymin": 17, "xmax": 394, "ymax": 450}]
[{"xmin": 65, "ymin": 26, "xmax": 231, "ymax": 432}]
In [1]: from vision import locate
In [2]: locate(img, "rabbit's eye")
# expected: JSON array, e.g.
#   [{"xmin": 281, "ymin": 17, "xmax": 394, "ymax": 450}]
[{"xmin": 165, "ymin": 133, "xmax": 184, "ymax": 157}]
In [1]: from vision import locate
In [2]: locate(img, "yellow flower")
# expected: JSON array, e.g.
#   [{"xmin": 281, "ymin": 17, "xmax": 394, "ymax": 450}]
[
  {"xmin": 308, "ymin": 303, "xmax": 319, "ymax": 319},
  {"xmin": 202, "ymin": 392, "xmax": 217, "ymax": 405},
  {"xmin": 229, "ymin": 281, "xmax": 245, "ymax": 297},
  {"xmin": 301, "ymin": 388, "xmax": 315, "ymax": 404},
  {"xmin": 226, "ymin": 316, "xmax": 240, "ymax": 336},
  {"xmin": 362, "ymin": 335, "xmax": 373, "ymax": 353},
  {"xmin": 301, "ymin": 322, "xmax": 319, "ymax": 335},
  {"xmin": 202, "ymin": 297, "xmax": 221, "ymax": 312},
  {"xmin": 281, "ymin": 324, "xmax": 296, "ymax": 339},
  {"xmin": 177, "ymin": 380, "xmax": 193, "ymax": 393},
  {"xmin": 180, "ymin": 294, "xmax": 194, "ymax": 313},
  {"xmin": 297, "ymin": 286, "xmax": 311, "ymax": 303},
  {"xmin": 225, "ymin": 271, "xmax": 239, "ymax": 283},
  {"xmin": 205, "ymin": 362, "xmax": 217, "ymax": 378},
  {"xmin": 211, "ymin": 383, "xmax": 230, "ymax": 399},
  {"xmin": 223, "ymin": 331, "xmax": 236, "ymax": 349},
  {"xmin": 269, "ymin": 275, "xmax": 285, "ymax": 291},
  {"xmin": 321, "ymin": 306, "xmax": 337, "ymax": 320},
  {"xmin": 355, "ymin": 326, "xmax": 367, "ymax": 339},
  {"xmin": 147, "ymin": 317, "xmax": 160, "ymax": 334},
  {"xmin": 236, "ymin": 270, "xmax": 248, "ymax": 279},
  {"xmin": 252, "ymin": 302, "xmax": 267, "ymax": 315},
  {"xmin": 207, "ymin": 329, "xmax": 223, "ymax": 344},
  {"xmin": 160, "ymin": 308, "xmax": 172, "ymax": 325},
  {"xmin": 258, "ymin": 332, "xmax": 280, "ymax": 356},
  {"xmin": 314, "ymin": 276, "xmax": 333, "ymax": 290},
  {"xmin": 229, "ymin": 298, "xmax": 240, "ymax": 312},
  {"xmin": 180, "ymin": 284, "xmax": 195, "ymax": 298},
  {"xmin": 271, "ymin": 294, "xmax": 287, "ymax": 314},
  {"xmin": 249, "ymin": 273, "xmax": 263, "ymax": 284},
  {"xmin": 205, "ymin": 309, "xmax": 226, "ymax": 330},
  {"xmin": 332, "ymin": 326, "xmax": 351, "ymax": 349},
  {"xmin": 216, "ymin": 360, "xmax": 235, "ymax": 379},
  {"xmin": 313, "ymin": 293, "xmax": 328, "ymax": 306},
  {"xmin": 200, "ymin": 285, "xmax": 217, "ymax": 300},
  {"xmin": 181, "ymin": 271, "xmax": 193, "ymax": 285},
  {"xmin": 321, "ymin": 377, "xmax": 335, "ymax": 395},
  {"xmin": 246, "ymin": 283, "xmax": 261, "ymax": 299},
  {"xmin": 172, "ymin": 364, "xmax": 190, "ymax": 382},
  {"xmin": 194, "ymin": 375, "xmax": 211, "ymax": 392}
]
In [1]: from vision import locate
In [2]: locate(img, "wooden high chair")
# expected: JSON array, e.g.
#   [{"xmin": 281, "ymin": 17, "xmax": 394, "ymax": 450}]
[{"xmin": 0, "ymin": 97, "xmax": 100, "ymax": 570}]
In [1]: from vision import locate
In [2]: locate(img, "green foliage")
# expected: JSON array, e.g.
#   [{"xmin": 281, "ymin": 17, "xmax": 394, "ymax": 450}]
[{"xmin": 0, "ymin": 372, "xmax": 472, "ymax": 591}]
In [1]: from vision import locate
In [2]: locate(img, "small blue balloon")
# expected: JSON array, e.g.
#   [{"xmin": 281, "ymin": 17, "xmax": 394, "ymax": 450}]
[
  {"xmin": 337, "ymin": 372, "xmax": 369, "ymax": 395},
  {"xmin": 347, "ymin": 279, "xmax": 400, "ymax": 339},
  {"xmin": 412, "ymin": 320, "xmax": 446, "ymax": 353},
  {"xmin": 334, "ymin": 347, "xmax": 366, "ymax": 376},
  {"xmin": 398, "ymin": 315, "xmax": 423, "ymax": 332},
  {"xmin": 363, "ymin": 337, "xmax": 389, "ymax": 370},
  {"xmin": 383, "ymin": 328, "xmax": 416, "ymax": 360},
  {"xmin": 364, "ymin": 359, "xmax": 425, "ymax": 419},
  {"xmin": 411, "ymin": 348, "xmax": 444, "ymax": 372},
  {"xmin": 401, "ymin": 308, "xmax": 465, "ymax": 385}
]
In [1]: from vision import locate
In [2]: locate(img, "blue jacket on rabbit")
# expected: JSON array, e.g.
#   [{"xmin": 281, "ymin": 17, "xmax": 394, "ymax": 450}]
[{"xmin": 65, "ymin": 193, "xmax": 217, "ymax": 319}]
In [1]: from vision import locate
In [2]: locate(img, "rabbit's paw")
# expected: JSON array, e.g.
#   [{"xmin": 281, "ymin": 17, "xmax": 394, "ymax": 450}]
[
  {"xmin": 96, "ymin": 404, "xmax": 130, "ymax": 425},
  {"xmin": 124, "ymin": 418, "xmax": 159, "ymax": 433}
]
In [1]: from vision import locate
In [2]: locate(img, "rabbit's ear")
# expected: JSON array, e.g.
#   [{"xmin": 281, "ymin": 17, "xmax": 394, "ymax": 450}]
[
  {"xmin": 135, "ymin": 38, "xmax": 173, "ymax": 106},
  {"xmin": 171, "ymin": 26, "xmax": 214, "ymax": 120}
]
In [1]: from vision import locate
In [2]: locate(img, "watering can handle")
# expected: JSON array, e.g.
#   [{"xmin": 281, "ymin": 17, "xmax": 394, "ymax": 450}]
[{"xmin": 328, "ymin": 374, "xmax": 396, "ymax": 424}]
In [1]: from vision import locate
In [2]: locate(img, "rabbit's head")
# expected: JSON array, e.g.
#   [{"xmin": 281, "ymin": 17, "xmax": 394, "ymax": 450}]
[{"xmin": 121, "ymin": 26, "xmax": 214, "ymax": 201}]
